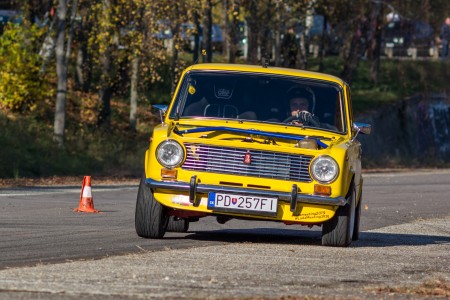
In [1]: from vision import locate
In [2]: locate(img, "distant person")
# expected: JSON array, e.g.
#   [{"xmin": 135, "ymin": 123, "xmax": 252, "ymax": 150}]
[
  {"xmin": 282, "ymin": 26, "xmax": 298, "ymax": 68},
  {"xmin": 439, "ymin": 17, "xmax": 450, "ymax": 59}
]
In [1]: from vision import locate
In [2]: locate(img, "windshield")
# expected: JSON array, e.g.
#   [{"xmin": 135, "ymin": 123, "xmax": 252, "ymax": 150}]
[{"xmin": 169, "ymin": 71, "xmax": 346, "ymax": 133}]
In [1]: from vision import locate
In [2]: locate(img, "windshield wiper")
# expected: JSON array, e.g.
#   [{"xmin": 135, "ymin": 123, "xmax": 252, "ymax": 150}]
[{"xmin": 173, "ymin": 126, "xmax": 328, "ymax": 148}]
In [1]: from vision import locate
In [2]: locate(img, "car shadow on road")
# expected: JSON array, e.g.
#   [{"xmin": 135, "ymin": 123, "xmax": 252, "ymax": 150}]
[
  {"xmin": 188, "ymin": 228, "xmax": 322, "ymax": 246},
  {"xmin": 353, "ymin": 231, "xmax": 450, "ymax": 248},
  {"xmin": 186, "ymin": 228, "xmax": 450, "ymax": 248}
]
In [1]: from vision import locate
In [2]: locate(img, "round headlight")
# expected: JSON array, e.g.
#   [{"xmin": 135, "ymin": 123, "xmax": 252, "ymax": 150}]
[
  {"xmin": 156, "ymin": 140, "xmax": 184, "ymax": 168},
  {"xmin": 310, "ymin": 156, "xmax": 339, "ymax": 183}
]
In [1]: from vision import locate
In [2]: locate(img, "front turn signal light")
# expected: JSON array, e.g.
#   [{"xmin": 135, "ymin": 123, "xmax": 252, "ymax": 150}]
[
  {"xmin": 161, "ymin": 168, "xmax": 177, "ymax": 179},
  {"xmin": 314, "ymin": 184, "xmax": 331, "ymax": 196}
]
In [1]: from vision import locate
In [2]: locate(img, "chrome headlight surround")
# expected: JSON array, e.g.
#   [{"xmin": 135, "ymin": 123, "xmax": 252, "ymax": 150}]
[
  {"xmin": 310, "ymin": 155, "xmax": 339, "ymax": 184},
  {"xmin": 156, "ymin": 140, "xmax": 185, "ymax": 168}
]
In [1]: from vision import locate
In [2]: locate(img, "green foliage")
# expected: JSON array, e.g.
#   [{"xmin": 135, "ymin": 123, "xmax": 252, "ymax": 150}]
[
  {"xmin": 352, "ymin": 59, "xmax": 450, "ymax": 112},
  {"xmin": 0, "ymin": 113, "xmax": 148, "ymax": 178},
  {"xmin": 308, "ymin": 56, "xmax": 450, "ymax": 113},
  {"xmin": 0, "ymin": 23, "xmax": 54, "ymax": 112}
]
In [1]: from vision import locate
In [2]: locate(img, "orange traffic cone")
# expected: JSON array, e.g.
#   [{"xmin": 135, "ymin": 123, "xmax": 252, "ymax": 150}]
[{"xmin": 74, "ymin": 176, "xmax": 100, "ymax": 213}]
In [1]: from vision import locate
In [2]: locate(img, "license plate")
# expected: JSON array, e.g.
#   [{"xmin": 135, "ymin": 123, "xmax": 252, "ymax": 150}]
[{"xmin": 207, "ymin": 192, "xmax": 278, "ymax": 216}]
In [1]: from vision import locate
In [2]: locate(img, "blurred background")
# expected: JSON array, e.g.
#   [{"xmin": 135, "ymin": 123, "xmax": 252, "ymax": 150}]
[{"xmin": 1, "ymin": 0, "xmax": 449, "ymax": 179}]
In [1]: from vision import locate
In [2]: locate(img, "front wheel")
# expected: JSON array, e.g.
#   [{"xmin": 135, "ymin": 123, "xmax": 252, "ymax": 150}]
[
  {"xmin": 135, "ymin": 175, "xmax": 169, "ymax": 238},
  {"xmin": 321, "ymin": 185, "xmax": 356, "ymax": 247}
]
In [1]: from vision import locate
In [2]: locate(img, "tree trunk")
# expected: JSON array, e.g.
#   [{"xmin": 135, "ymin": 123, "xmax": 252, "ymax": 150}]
[
  {"xmin": 129, "ymin": 6, "xmax": 144, "ymax": 131},
  {"xmin": 318, "ymin": 15, "xmax": 327, "ymax": 72},
  {"xmin": 222, "ymin": 0, "xmax": 229, "ymax": 58},
  {"xmin": 97, "ymin": 52, "xmax": 112, "ymax": 130},
  {"xmin": 64, "ymin": 0, "xmax": 76, "ymax": 73},
  {"xmin": 341, "ymin": 32, "xmax": 361, "ymax": 85},
  {"xmin": 75, "ymin": 46, "xmax": 85, "ymax": 89},
  {"xmin": 421, "ymin": 0, "xmax": 430, "ymax": 23},
  {"xmin": 193, "ymin": 10, "xmax": 201, "ymax": 63},
  {"xmin": 260, "ymin": 0, "xmax": 272, "ymax": 63},
  {"xmin": 274, "ymin": 4, "xmax": 281, "ymax": 66},
  {"xmin": 54, "ymin": 0, "xmax": 68, "ymax": 146},
  {"xmin": 246, "ymin": 0, "xmax": 258, "ymax": 65},
  {"xmin": 298, "ymin": 31, "xmax": 307, "ymax": 70},
  {"xmin": 228, "ymin": 0, "xmax": 240, "ymax": 63},
  {"xmin": 39, "ymin": 15, "xmax": 56, "ymax": 75},
  {"xmin": 369, "ymin": 2, "xmax": 383, "ymax": 84},
  {"xmin": 97, "ymin": 0, "xmax": 113, "ymax": 130},
  {"xmin": 53, "ymin": 0, "xmax": 77, "ymax": 146},
  {"xmin": 341, "ymin": 13, "xmax": 365, "ymax": 85},
  {"xmin": 203, "ymin": 0, "xmax": 213, "ymax": 63},
  {"xmin": 75, "ymin": 1, "xmax": 92, "ymax": 92},
  {"xmin": 170, "ymin": 23, "xmax": 180, "ymax": 95},
  {"xmin": 129, "ymin": 56, "xmax": 139, "ymax": 131},
  {"xmin": 27, "ymin": 0, "xmax": 36, "ymax": 24}
]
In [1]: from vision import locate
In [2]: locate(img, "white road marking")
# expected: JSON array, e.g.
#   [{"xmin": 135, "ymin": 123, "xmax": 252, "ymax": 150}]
[{"xmin": 0, "ymin": 186, "xmax": 136, "ymax": 197}]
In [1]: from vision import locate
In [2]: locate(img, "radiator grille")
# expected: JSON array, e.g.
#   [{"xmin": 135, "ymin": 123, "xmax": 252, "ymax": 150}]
[{"xmin": 182, "ymin": 143, "xmax": 313, "ymax": 182}]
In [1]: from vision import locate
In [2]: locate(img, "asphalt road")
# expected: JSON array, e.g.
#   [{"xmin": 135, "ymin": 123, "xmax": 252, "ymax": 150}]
[{"xmin": 0, "ymin": 170, "xmax": 449, "ymax": 299}]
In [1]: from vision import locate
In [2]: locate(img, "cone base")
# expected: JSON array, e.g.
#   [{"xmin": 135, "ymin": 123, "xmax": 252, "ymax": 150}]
[
  {"xmin": 73, "ymin": 208, "xmax": 100, "ymax": 213},
  {"xmin": 73, "ymin": 197, "xmax": 100, "ymax": 213}
]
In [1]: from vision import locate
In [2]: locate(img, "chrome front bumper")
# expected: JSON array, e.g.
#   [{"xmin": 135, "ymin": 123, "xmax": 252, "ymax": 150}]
[{"xmin": 145, "ymin": 177, "xmax": 347, "ymax": 212}]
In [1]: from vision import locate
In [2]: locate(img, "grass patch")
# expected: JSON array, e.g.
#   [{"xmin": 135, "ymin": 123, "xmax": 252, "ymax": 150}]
[
  {"xmin": 370, "ymin": 278, "xmax": 450, "ymax": 297},
  {"xmin": 0, "ymin": 101, "xmax": 151, "ymax": 178}
]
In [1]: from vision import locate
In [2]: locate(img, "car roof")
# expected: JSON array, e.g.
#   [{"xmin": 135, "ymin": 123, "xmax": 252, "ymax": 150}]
[{"xmin": 186, "ymin": 63, "xmax": 346, "ymax": 86}]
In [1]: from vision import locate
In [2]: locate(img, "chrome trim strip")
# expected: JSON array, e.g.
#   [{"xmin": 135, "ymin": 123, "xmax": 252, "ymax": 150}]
[{"xmin": 145, "ymin": 178, "xmax": 348, "ymax": 206}]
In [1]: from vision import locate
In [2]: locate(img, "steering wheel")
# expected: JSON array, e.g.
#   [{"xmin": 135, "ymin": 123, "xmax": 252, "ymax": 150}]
[{"xmin": 283, "ymin": 111, "xmax": 320, "ymax": 127}]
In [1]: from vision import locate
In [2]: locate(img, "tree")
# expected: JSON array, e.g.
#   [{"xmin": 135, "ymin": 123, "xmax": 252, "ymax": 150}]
[
  {"xmin": 0, "ymin": 21, "xmax": 52, "ymax": 112},
  {"xmin": 339, "ymin": 1, "xmax": 368, "ymax": 85},
  {"xmin": 74, "ymin": 0, "xmax": 93, "ymax": 92},
  {"xmin": 128, "ymin": 1, "xmax": 145, "ymax": 132},
  {"xmin": 192, "ymin": 8, "xmax": 202, "ymax": 63},
  {"xmin": 273, "ymin": 1, "xmax": 283, "ymax": 66},
  {"xmin": 221, "ymin": 0, "xmax": 230, "ymax": 58},
  {"xmin": 228, "ymin": 0, "xmax": 240, "ymax": 63},
  {"xmin": 202, "ymin": 0, "xmax": 213, "ymax": 62},
  {"xmin": 242, "ymin": 0, "xmax": 258, "ymax": 64},
  {"xmin": 54, "ymin": 0, "xmax": 78, "ymax": 145},
  {"xmin": 367, "ymin": 0, "xmax": 384, "ymax": 84},
  {"xmin": 96, "ymin": 0, "xmax": 114, "ymax": 130},
  {"xmin": 121, "ymin": 0, "xmax": 179, "ymax": 129}
]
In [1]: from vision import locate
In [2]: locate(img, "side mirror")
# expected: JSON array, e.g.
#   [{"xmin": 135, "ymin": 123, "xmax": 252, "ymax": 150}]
[
  {"xmin": 351, "ymin": 122, "xmax": 371, "ymax": 142},
  {"xmin": 153, "ymin": 104, "xmax": 168, "ymax": 125},
  {"xmin": 353, "ymin": 122, "xmax": 371, "ymax": 135}
]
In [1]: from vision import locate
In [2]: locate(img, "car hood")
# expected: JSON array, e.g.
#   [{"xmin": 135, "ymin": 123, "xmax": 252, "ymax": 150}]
[{"xmin": 167, "ymin": 119, "xmax": 344, "ymax": 149}]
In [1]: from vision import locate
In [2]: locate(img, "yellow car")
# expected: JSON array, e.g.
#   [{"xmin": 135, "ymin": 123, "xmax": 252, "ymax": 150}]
[{"xmin": 135, "ymin": 63, "xmax": 371, "ymax": 247}]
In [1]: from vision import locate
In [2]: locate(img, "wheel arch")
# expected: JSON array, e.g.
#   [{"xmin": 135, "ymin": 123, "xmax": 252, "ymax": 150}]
[
  {"xmin": 144, "ymin": 149, "xmax": 152, "ymax": 179},
  {"xmin": 356, "ymin": 177, "xmax": 363, "ymax": 205},
  {"xmin": 343, "ymin": 170, "xmax": 355, "ymax": 199},
  {"xmin": 344, "ymin": 173, "xmax": 362, "ymax": 207}
]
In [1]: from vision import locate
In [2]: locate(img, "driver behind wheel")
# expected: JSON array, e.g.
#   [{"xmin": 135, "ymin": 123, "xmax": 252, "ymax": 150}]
[
  {"xmin": 289, "ymin": 97, "xmax": 309, "ymax": 118},
  {"xmin": 285, "ymin": 88, "xmax": 320, "ymax": 126}
]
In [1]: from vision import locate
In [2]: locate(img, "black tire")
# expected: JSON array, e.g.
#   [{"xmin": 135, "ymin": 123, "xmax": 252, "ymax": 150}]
[
  {"xmin": 352, "ymin": 191, "xmax": 362, "ymax": 241},
  {"xmin": 167, "ymin": 216, "xmax": 189, "ymax": 233},
  {"xmin": 135, "ymin": 175, "xmax": 168, "ymax": 238},
  {"xmin": 321, "ymin": 185, "xmax": 356, "ymax": 247}
]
